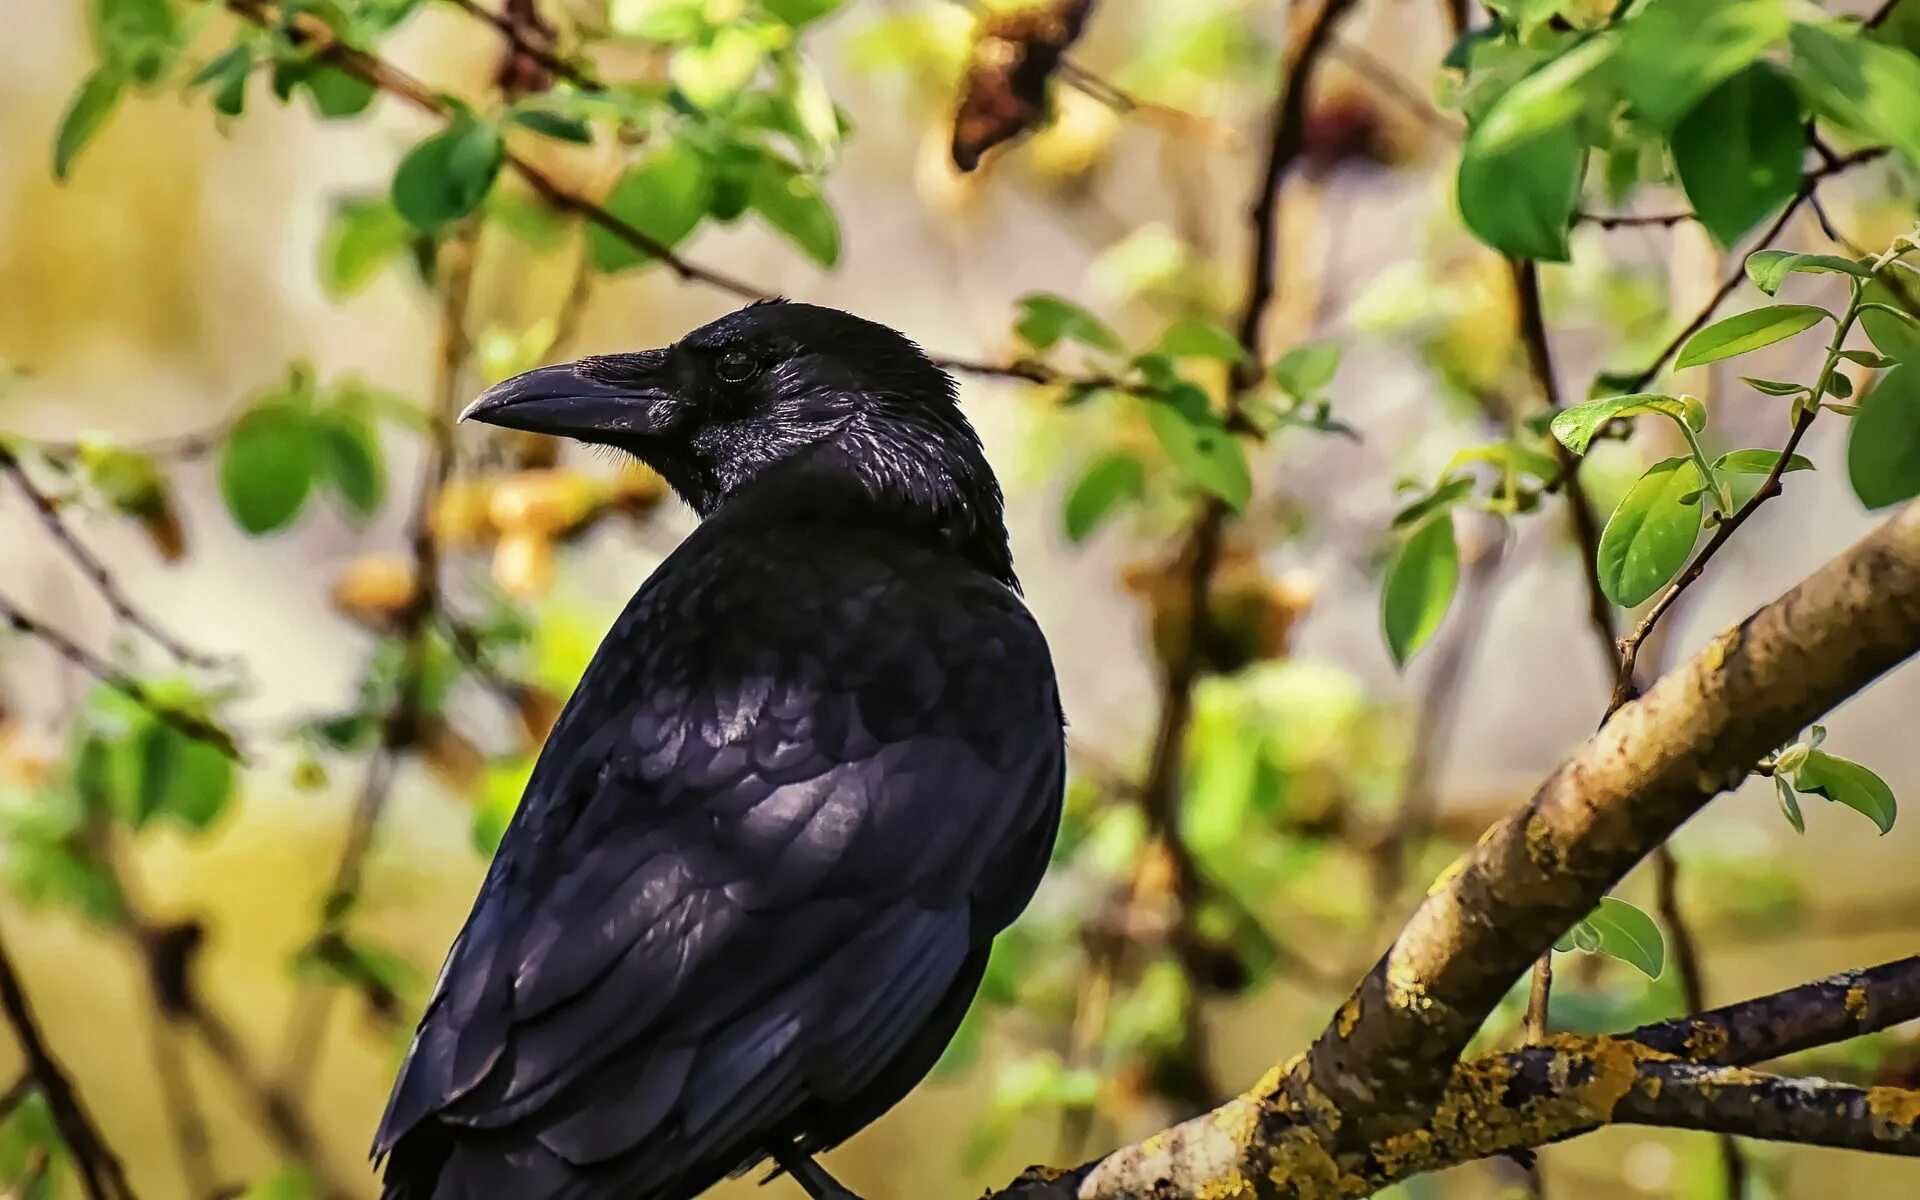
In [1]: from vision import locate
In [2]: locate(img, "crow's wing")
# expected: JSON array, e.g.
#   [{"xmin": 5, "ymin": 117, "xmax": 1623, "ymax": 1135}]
[{"xmin": 374, "ymin": 526, "xmax": 1062, "ymax": 1189}]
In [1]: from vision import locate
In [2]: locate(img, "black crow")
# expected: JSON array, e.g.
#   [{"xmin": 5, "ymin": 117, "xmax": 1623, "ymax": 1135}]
[{"xmin": 373, "ymin": 301, "xmax": 1065, "ymax": 1199}]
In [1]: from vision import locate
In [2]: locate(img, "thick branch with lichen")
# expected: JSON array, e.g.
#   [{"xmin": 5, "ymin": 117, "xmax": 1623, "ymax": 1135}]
[{"xmin": 984, "ymin": 503, "xmax": 1920, "ymax": 1198}]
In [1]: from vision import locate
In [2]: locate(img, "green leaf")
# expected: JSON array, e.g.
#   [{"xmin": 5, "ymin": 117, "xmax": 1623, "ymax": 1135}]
[
  {"xmin": 391, "ymin": 113, "xmax": 504, "ymax": 234},
  {"xmin": 1456, "ymin": 117, "xmax": 1583, "ymax": 262},
  {"xmin": 1774, "ymin": 775, "xmax": 1805, "ymax": 833},
  {"xmin": 1671, "ymin": 64, "xmax": 1805, "ymax": 248},
  {"xmin": 1014, "ymin": 294, "xmax": 1123, "ymax": 355},
  {"xmin": 1848, "ymin": 367, "xmax": 1920, "ymax": 510},
  {"xmin": 1063, "ymin": 452, "xmax": 1145, "ymax": 543},
  {"xmin": 219, "ymin": 404, "xmax": 317, "ymax": 535},
  {"xmin": 1614, "ymin": 0, "xmax": 1790, "ymax": 130},
  {"xmin": 304, "ymin": 66, "xmax": 376, "ymax": 118},
  {"xmin": 1597, "ymin": 457, "xmax": 1702, "ymax": 607},
  {"xmin": 1579, "ymin": 897, "xmax": 1666, "ymax": 978},
  {"xmin": 1391, "ymin": 476, "xmax": 1475, "ymax": 530},
  {"xmin": 1713, "ymin": 448, "xmax": 1812, "ymax": 475},
  {"xmin": 509, "ymin": 108, "xmax": 594, "ymax": 144},
  {"xmin": 1744, "ymin": 249, "xmax": 1873, "ymax": 296},
  {"xmin": 1837, "ymin": 348, "xmax": 1897, "ymax": 370},
  {"xmin": 53, "ymin": 70, "xmax": 123, "ymax": 182},
  {"xmin": 1675, "ymin": 304, "xmax": 1830, "ymax": 369},
  {"xmin": 1146, "ymin": 386, "xmax": 1251, "ymax": 510},
  {"xmin": 1828, "ymin": 371, "xmax": 1855, "ymax": 400},
  {"xmin": 1471, "ymin": 33, "xmax": 1617, "ymax": 156},
  {"xmin": 587, "ymin": 139, "xmax": 711, "ymax": 272},
  {"xmin": 316, "ymin": 411, "xmax": 384, "ymax": 519},
  {"xmin": 1739, "ymin": 375, "xmax": 1807, "ymax": 397},
  {"xmin": 1381, "ymin": 513, "xmax": 1460, "ymax": 668},
  {"xmin": 1154, "ymin": 317, "xmax": 1246, "ymax": 363},
  {"xmin": 319, "ymin": 196, "xmax": 412, "ymax": 298},
  {"xmin": 673, "ymin": 24, "xmax": 766, "ymax": 109},
  {"xmin": 192, "ymin": 44, "xmax": 254, "ymax": 117},
  {"xmin": 1272, "ymin": 341, "xmax": 1342, "ymax": 397},
  {"xmin": 1790, "ymin": 21, "xmax": 1920, "ymax": 167},
  {"xmin": 748, "ymin": 157, "xmax": 839, "ymax": 267},
  {"xmin": 1794, "ymin": 749, "xmax": 1898, "ymax": 834},
  {"xmin": 763, "ymin": 0, "xmax": 842, "ymax": 25},
  {"xmin": 1861, "ymin": 276, "xmax": 1920, "ymax": 364},
  {"xmin": 93, "ymin": 0, "xmax": 177, "ymax": 82},
  {"xmin": 1550, "ymin": 393, "xmax": 1705, "ymax": 455},
  {"xmin": 135, "ymin": 719, "xmax": 234, "ymax": 833}
]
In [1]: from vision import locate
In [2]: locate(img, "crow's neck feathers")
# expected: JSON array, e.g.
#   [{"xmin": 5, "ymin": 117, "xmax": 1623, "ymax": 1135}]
[{"xmin": 705, "ymin": 389, "xmax": 1017, "ymax": 590}]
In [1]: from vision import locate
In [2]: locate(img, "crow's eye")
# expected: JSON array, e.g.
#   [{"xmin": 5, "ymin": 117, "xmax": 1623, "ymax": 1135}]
[{"xmin": 715, "ymin": 350, "xmax": 758, "ymax": 384}]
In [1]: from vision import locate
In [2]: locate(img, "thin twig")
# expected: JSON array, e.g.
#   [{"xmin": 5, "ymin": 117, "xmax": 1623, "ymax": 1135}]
[
  {"xmin": 279, "ymin": 226, "xmax": 477, "ymax": 1098},
  {"xmin": 1620, "ymin": 147, "xmax": 1886, "ymax": 393},
  {"xmin": 0, "ymin": 446, "xmax": 223, "ymax": 669},
  {"xmin": 1328, "ymin": 43, "xmax": 1462, "ymax": 137},
  {"xmin": 1575, "ymin": 210, "xmax": 1693, "ymax": 229},
  {"xmin": 445, "ymin": 0, "xmax": 598, "ymax": 90},
  {"xmin": 0, "ymin": 923, "xmax": 138, "ymax": 1200},
  {"xmin": 0, "ymin": 592, "xmax": 244, "ymax": 761},
  {"xmin": 143, "ymin": 1004, "xmax": 219, "ymax": 1200},
  {"xmin": 1866, "ymin": 0, "xmax": 1906, "ymax": 29}
]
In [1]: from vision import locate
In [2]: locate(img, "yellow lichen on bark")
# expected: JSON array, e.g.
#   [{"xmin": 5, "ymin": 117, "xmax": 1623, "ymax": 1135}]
[
  {"xmin": 1845, "ymin": 985, "xmax": 1871, "ymax": 1022},
  {"xmin": 1866, "ymin": 1087, "xmax": 1920, "ymax": 1131}
]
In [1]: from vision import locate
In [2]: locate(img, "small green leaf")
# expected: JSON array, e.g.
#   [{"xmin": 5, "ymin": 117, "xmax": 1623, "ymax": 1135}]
[
  {"xmin": 1794, "ymin": 749, "xmax": 1898, "ymax": 834},
  {"xmin": 1014, "ymin": 294, "xmax": 1123, "ymax": 355},
  {"xmin": 53, "ymin": 70, "xmax": 123, "ymax": 182},
  {"xmin": 763, "ymin": 0, "xmax": 843, "ymax": 24},
  {"xmin": 1597, "ymin": 457, "xmax": 1702, "ymax": 608},
  {"xmin": 1837, "ymin": 349, "xmax": 1897, "ymax": 370},
  {"xmin": 1712, "ymin": 449, "xmax": 1813, "ymax": 475},
  {"xmin": 1273, "ymin": 341, "xmax": 1342, "ymax": 397},
  {"xmin": 1828, "ymin": 371, "xmax": 1855, "ymax": 400},
  {"xmin": 1381, "ymin": 513, "xmax": 1460, "ymax": 668},
  {"xmin": 1146, "ymin": 385, "xmax": 1251, "ymax": 510},
  {"xmin": 1154, "ymin": 317, "xmax": 1246, "ymax": 363},
  {"xmin": 1671, "ymin": 63, "xmax": 1804, "ymax": 248},
  {"xmin": 510, "ymin": 108, "xmax": 594, "ymax": 144},
  {"xmin": 1848, "ymin": 366, "xmax": 1920, "ymax": 510},
  {"xmin": 1550, "ymin": 393, "xmax": 1704, "ymax": 455},
  {"xmin": 1744, "ymin": 249, "xmax": 1873, "ymax": 296},
  {"xmin": 319, "ymin": 196, "xmax": 412, "ymax": 298},
  {"xmin": 748, "ymin": 157, "xmax": 839, "ymax": 267},
  {"xmin": 588, "ymin": 139, "xmax": 711, "ymax": 272},
  {"xmin": 1675, "ymin": 304, "xmax": 1830, "ymax": 369},
  {"xmin": 304, "ymin": 66, "xmax": 375, "ymax": 118},
  {"xmin": 220, "ymin": 403, "xmax": 317, "ymax": 535},
  {"xmin": 1062, "ymin": 452, "xmax": 1145, "ymax": 542},
  {"xmin": 673, "ymin": 24, "xmax": 766, "ymax": 109},
  {"xmin": 391, "ymin": 113, "xmax": 504, "ymax": 234},
  {"xmin": 1457, "ymin": 119, "xmax": 1583, "ymax": 262},
  {"xmin": 192, "ymin": 44, "xmax": 254, "ymax": 117},
  {"xmin": 1391, "ymin": 476, "xmax": 1475, "ymax": 530},
  {"xmin": 1579, "ymin": 897, "xmax": 1666, "ymax": 979},
  {"xmin": 316, "ymin": 411, "xmax": 384, "ymax": 519},
  {"xmin": 1739, "ymin": 376, "xmax": 1807, "ymax": 397},
  {"xmin": 1775, "ymin": 775, "xmax": 1805, "ymax": 834}
]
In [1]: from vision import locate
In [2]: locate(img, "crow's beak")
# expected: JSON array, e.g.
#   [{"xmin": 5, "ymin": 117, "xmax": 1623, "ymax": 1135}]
[{"xmin": 460, "ymin": 354, "xmax": 675, "ymax": 441}]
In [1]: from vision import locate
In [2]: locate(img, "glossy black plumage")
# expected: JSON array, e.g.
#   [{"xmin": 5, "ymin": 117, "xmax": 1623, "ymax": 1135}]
[{"xmin": 373, "ymin": 302, "xmax": 1065, "ymax": 1199}]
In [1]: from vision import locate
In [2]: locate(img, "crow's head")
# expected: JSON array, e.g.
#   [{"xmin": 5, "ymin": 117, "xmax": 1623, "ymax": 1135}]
[{"xmin": 463, "ymin": 300, "xmax": 1013, "ymax": 581}]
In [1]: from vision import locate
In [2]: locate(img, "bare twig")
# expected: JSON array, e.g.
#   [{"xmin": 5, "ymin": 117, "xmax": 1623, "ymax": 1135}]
[
  {"xmin": 280, "ymin": 225, "xmax": 477, "ymax": 1098},
  {"xmin": 1620, "ymin": 146, "xmax": 1886, "ymax": 393},
  {"xmin": 0, "ymin": 923, "xmax": 138, "ymax": 1200},
  {"xmin": 446, "ymin": 0, "xmax": 598, "ymax": 90},
  {"xmin": 1867, "ymin": 0, "xmax": 1906, "ymax": 29},
  {"xmin": 1575, "ymin": 209, "xmax": 1693, "ymax": 229},
  {"xmin": 0, "ymin": 446, "xmax": 223, "ymax": 669},
  {"xmin": 0, "ymin": 592, "xmax": 244, "ymax": 760}
]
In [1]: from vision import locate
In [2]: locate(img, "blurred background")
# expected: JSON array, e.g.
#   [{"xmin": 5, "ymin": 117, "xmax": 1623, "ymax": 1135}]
[{"xmin": 1, "ymin": 0, "xmax": 1917, "ymax": 1197}]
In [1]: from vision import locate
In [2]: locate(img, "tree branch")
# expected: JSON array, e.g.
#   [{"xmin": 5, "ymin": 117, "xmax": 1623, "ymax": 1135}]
[
  {"xmin": 0, "ymin": 592, "xmax": 244, "ymax": 761},
  {"xmin": 0, "ymin": 445, "xmax": 223, "ymax": 669},
  {"xmin": 985, "ymin": 500, "xmax": 1920, "ymax": 1197},
  {"xmin": 0, "ymin": 923, "xmax": 138, "ymax": 1200}
]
